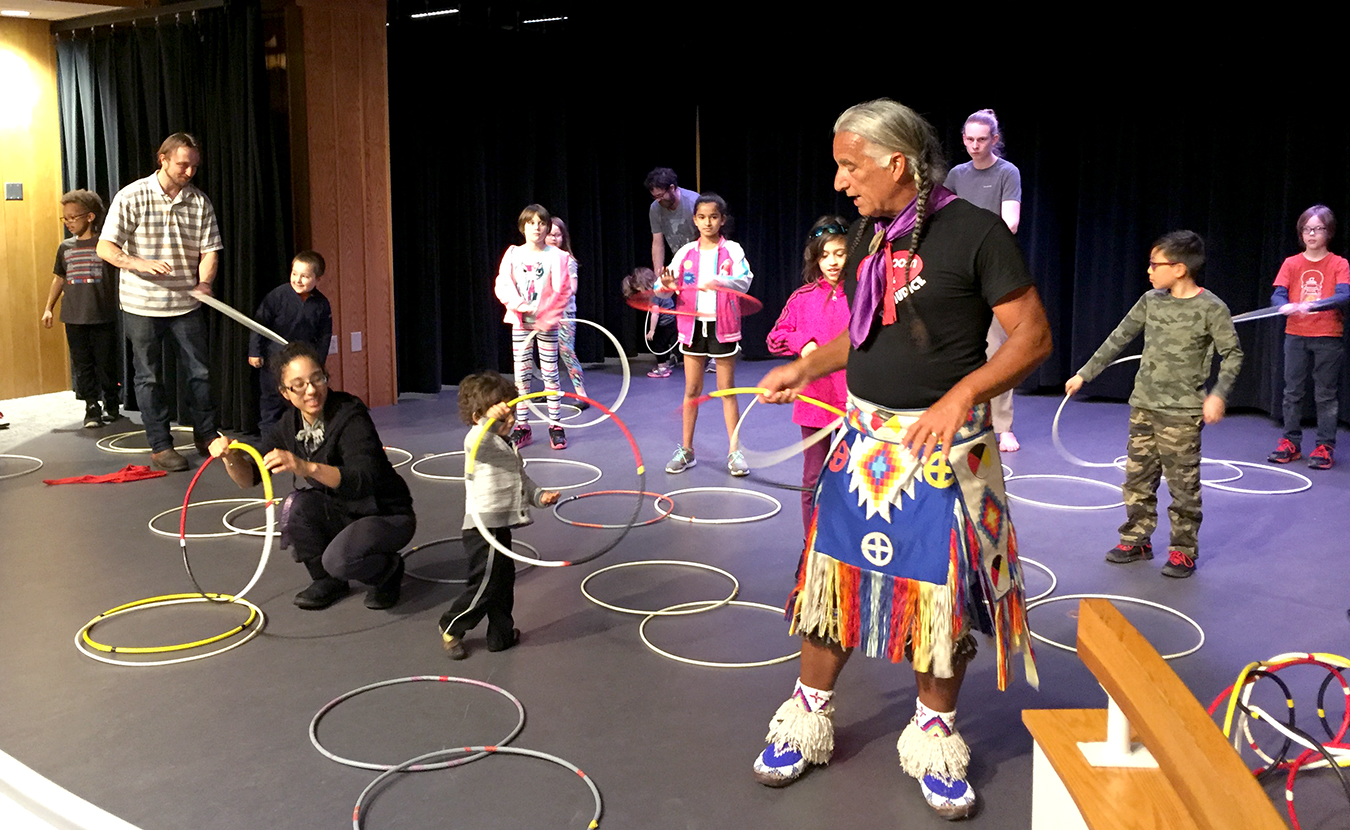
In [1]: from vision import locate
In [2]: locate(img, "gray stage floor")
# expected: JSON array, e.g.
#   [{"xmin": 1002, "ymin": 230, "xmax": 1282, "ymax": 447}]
[{"xmin": 1, "ymin": 359, "xmax": 1346, "ymax": 829}]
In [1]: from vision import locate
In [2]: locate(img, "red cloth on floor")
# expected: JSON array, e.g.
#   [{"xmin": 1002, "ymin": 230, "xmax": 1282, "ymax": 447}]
[{"xmin": 44, "ymin": 464, "xmax": 168, "ymax": 485}]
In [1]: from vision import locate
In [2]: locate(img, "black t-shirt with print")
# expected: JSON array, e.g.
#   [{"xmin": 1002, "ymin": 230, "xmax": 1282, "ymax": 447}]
[{"xmin": 843, "ymin": 199, "xmax": 1034, "ymax": 410}]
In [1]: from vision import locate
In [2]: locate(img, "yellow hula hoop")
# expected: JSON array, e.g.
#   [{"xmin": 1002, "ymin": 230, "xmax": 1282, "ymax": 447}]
[
  {"xmin": 707, "ymin": 386, "xmax": 847, "ymax": 418},
  {"xmin": 229, "ymin": 440, "xmax": 275, "ymax": 504},
  {"xmin": 80, "ymin": 592, "xmax": 260, "ymax": 653}
]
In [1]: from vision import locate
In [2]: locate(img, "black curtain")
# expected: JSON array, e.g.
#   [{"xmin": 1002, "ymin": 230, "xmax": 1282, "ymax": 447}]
[
  {"xmin": 388, "ymin": 12, "xmax": 1350, "ymax": 424},
  {"xmin": 56, "ymin": 0, "xmax": 289, "ymax": 433}
]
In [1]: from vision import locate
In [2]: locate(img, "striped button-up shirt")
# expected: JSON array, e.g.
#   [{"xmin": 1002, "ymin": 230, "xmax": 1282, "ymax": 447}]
[{"xmin": 102, "ymin": 172, "xmax": 223, "ymax": 317}]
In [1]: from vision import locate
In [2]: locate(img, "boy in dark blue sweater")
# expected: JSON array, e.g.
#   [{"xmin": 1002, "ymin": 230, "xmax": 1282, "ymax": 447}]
[{"xmin": 250, "ymin": 250, "xmax": 332, "ymax": 435}]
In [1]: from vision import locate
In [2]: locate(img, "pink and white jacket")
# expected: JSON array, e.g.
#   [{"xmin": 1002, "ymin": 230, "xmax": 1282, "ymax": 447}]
[
  {"xmin": 494, "ymin": 245, "xmax": 575, "ymax": 330},
  {"xmin": 766, "ymin": 279, "xmax": 849, "ymax": 428},
  {"xmin": 660, "ymin": 238, "xmax": 753, "ymax": 345}
]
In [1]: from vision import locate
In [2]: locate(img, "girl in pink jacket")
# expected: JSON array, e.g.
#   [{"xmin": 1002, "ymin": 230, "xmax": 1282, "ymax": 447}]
[
  {"xmin": 494, "ymin": 204, "xmax": 575, "ymax": 450},
  {"xmin": 766, "ymin": 216, "xmax": 851, "ymax": 536}
]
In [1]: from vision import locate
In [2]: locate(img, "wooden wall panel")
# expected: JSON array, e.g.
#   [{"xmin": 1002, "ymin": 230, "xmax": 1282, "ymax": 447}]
[
  {"xmin": 295, "ymin": 0, "xmax": 395, "ymax": 408},
  {"xmin": 0, "ymin": 19, "xmax": 68, "ymax": 400}
]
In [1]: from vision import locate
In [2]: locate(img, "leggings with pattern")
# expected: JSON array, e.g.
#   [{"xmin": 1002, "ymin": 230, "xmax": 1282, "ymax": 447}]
[
  {"xmin": 512, "ymin": 324, "xmax": 561, "ymax": 424},
  {"xmin": 558, "ymin": 318, "xmax": 587, "ymax": 396}
]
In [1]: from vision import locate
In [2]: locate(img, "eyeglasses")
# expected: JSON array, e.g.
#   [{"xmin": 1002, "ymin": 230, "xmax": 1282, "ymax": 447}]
[
  {"xmin": 61, "ymin": 213, "xmax": 90, "ymax": 222},
  {"xmin": 283, "ymin": 373, "xmax": 329, "ymax": 394},
  {"xmin": 1147, "ymin": 260, "xmax": 1180, "ymax": 271},
  {"xmin": 1303, "ymin": 226, "xmax": 1328, "ymax": 235},
  {"xmin": 810, "ymin": 224, "xmax": 849, "ymax": 238}
]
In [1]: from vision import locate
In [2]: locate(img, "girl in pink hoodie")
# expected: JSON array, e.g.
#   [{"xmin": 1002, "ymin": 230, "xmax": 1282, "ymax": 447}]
[{"xmin": 767, "ymin": 216, "xmax": 851, "ymax": 536}]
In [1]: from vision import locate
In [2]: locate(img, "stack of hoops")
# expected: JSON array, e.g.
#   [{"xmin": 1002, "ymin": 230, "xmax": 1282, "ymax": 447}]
[{"xmin": 74, "ymin": 441, "xmax": 275, "ymax": 666}]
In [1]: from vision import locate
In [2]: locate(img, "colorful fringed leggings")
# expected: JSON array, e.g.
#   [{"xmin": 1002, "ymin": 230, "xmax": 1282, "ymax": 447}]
[
  {"xmin": 511, "ymin": 324, "xmax": 561, "ymax": 424},
  {"xmin": 558, "ymin": 318, "xmax": 587, "ymax": 397}
]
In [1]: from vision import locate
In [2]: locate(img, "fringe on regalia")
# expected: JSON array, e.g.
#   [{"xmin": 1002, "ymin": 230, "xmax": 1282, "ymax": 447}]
[{"xmin": 785, "ymin": 398, "xmax": 1038, "ymax": 691}]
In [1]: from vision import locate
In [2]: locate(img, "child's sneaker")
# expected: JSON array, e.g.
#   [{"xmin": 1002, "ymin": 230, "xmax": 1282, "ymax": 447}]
[
  {"xmin": 83, "ymin": 403, "xmax": 103, "ymax": 429},
  {"xmin": 1105, "ymin": 542, "xmax": 1153, "ymax": 563},
  {"xmin": 103, "ymin": 400, "xmax": 120, "ymax": 422},
  {"xmin": 706, "ymin": 359, "xmax": 717, "ymax": 373},
  {"xmin": 1160, "ymin": 550, "xmax": 1195, "ymax": 578},
  {"xmin": 1268, "ymin": 438, "xmax": 1301, "ymax": 463},
  {"xmin": 1308, "ymin": 444, "xmax": 1334, "ymax": 470},
  {"xmin": 549, "ymin": 426, "xmax": 567, "ymax": 450},
  {"xmin": 727, "ymin": 450, "xmax": 749, "ymax": 477},
  {"xmin": 510, "ymin": 425, "xmax": 532, "ymax": 449},
  {"xmin": 666, "ymin": 446, "xmax": 696, "ymax": 473},
  {"xmin": 647, "ymin": 365, "xmax": 672, "ymax": 378},
  {"xmin": 441, "ymin": 632, "xmax": 468, "ymax": 660}
]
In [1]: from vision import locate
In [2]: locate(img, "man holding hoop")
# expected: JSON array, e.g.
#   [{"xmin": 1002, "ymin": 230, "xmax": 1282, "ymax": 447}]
[
  {"xmin": 751, "ymin": 99, "xmax": 1051, "ymax": 819},
  {"xmin": 99, "ymin": 132, "xmax": 222, "ymax": 472}
]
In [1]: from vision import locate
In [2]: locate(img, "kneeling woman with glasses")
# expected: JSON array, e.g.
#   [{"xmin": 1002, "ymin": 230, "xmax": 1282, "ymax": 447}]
[{"xmin": 209, "ymin": 342, "xmax": 415, "ymax": 610}]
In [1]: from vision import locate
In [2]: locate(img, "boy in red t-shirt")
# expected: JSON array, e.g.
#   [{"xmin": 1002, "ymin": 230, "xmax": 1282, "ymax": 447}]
[{"xmin": 1268, "ymin": 205, "xmax": 1350, "ymax": 469}]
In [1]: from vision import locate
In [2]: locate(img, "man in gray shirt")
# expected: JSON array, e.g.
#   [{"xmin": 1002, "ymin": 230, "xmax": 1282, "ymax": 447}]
[{"xmin": 645, "ymin": 167, "xmax": 699, "ymax": 276}]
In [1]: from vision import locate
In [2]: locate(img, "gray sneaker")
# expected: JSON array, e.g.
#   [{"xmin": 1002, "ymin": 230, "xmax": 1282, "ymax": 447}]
[
  {"xmin": 727, "ymin": 450, "xmax": 749, "ymax": 477},
  {"xmin": 666, "ymin": 446, "xmax": 696, "ymax": 474}
]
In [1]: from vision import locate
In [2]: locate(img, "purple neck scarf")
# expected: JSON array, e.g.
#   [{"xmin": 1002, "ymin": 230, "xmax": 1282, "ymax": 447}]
[{"xmin": 849, "ymin": 184, "xmax": 957, "ymax": 347}]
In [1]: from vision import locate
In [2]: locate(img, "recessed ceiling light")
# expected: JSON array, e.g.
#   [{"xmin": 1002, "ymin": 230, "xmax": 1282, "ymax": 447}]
[
  {"xmin": 1, "ymin": 10, "xmax": 33, "ymax": 17},
  {"xmin": 409, "ymin": 8, "xmax": 459, "ymax": 18}
]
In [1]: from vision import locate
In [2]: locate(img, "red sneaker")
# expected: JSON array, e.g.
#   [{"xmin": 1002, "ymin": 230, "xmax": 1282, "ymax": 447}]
[
  {"xmin": 1309, "ymin": 444, "xmax": 1334, "ymax": 470},
  {"xmin": 1268, "ymin": 438, "xmax": 1301, "ymax": 463}
]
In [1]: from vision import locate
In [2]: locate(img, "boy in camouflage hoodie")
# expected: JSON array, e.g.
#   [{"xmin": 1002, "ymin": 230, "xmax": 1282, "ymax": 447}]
[{"xmin": 1065, "ymin": 231, "xmax": 1243, "ymax": 578}]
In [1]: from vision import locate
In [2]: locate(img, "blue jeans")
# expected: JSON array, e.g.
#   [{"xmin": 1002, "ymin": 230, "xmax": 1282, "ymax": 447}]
[
  {"xmin": 124, "ymin": 308, "xmax": 217, "ymax": 452},
  {"xmin": 1282, "ymin": 334, "xmax": 1343, "ymax": 448}
]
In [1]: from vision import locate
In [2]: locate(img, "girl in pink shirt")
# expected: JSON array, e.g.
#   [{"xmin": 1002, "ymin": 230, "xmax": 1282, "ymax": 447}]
[{"xmin": 767, "ymin": 216, "xmax": 851, "ymax": 536}]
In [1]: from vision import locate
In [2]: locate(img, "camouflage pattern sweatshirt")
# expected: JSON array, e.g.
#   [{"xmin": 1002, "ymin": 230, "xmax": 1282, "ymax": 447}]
[{"xmin": 1077, "ymin": 289, "xmax": 1243, "ymax": 414}]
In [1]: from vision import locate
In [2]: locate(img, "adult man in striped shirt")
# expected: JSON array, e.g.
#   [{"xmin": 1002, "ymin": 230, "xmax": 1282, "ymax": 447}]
[{"xmin": 98, "ymin": 133, "xmax": 223, "ymax": 472}]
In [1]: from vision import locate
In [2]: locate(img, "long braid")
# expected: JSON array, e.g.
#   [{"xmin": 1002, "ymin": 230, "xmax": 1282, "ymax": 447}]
[{"xmin": 901, "ymin": 157, "xmax": 932, "ymax": 349}]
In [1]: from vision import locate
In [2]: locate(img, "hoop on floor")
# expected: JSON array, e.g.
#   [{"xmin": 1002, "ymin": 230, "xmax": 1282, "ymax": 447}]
[
  {"xmin": 73, "ymin": 593, "xmax": 265, "ymax": 667},
  {"xmin": 401, "ymin": 537, "xmax": 538, "ymax": 583},
  {"xmin": 98, "ymin": 425, "xmax": 195, "ymax": 454},
  {"xmin": 0, "ymin": 454, "xmax": 44, "ymax": 480},
  {"xmin": 555, "ymin": 402, "xmax": 584, "ymax": 421},
  {"xmin": 520, "ymin": 317, "xmax": 629, "ymax": 429},
  {"xmin": 553, "ymin": 490, "xmax": 674, "ymax": 529},
  {"xmin": 384, "ymin": 446, "xmax": 413, "ymax": 468},
  {"xmin": 352, "ymin": 745, "xmax": 603, "ymax": 830},
  {"xmin": 580, "ymin": 560, "xmax": 740, "ymax": 616},
  {"xmin": 1108, "ymin": 455, "xmax": 1247, "ymax": 486},
  {"xmin": 728, "ymin": 397, "xmax": 843, "ymax": 470},
  {"xmin": 520, "ymin": 457, "xmax": 602, "ymax": 491},
  {"xmin": 180, "ymin": 443, "xmax": 275, "ymax": 602},
  {"xmin": 656, "ymin": 486, "xmax": 782, "ymax": 524},
  {"xmin": 221, "ymin": 499, "xmax": 275, "ymax": 537},
  {"xmin": 1195, "ymin": 460, "xmax": 1311, "ymax": 495},
  {"xmin": 468, "ymin": 390, "xmax": 644, "ymax": 567},
  {"xmin": 1003, "ymin": 474, "xmax": 1123, "ymax": 511},
  {"xmin": 1019, "ymin": 556, "xmax": 1057, "ymax": 603},
  {"xmin": 309, "ymin": 675, "xmax": 526, "ymax": 772},
  {"xmin": 149, "ymin": 498, "xmax": 261, "ymax": 539},
  {"xmin": 410, "ymin": 451, "xmax": 467, "ymax": 482},
  {"xmin": 1001, "ymin": 463, "xmax": 1014, "ymax": 479},
  {"xmin": 1026, "ymin": 593, "xmax": 1205, "ymax": 660},
  {"xmin": 639, "ymin": 600, "xmax": 802, "ymax": 668}
]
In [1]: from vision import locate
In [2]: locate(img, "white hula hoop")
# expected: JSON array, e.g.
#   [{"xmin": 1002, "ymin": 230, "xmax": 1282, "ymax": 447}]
[
  {"xmin": 384, "ymin": 446, "xmax": 413, "ymax": 468},
  {"xmin": 1026, "ymin": 593, "xmax": 1205, "ymax": 660},
  {"xmin": 0, "ymin": 454, "xmax": 44, "ymax": 481},
  {"xmin": 1108, "ymin": 454, "xmax": 1247, "ymax": 487},
  {"xmin": 221, "ymin": 499, "xmax": 277, "ymax": 537},
  {"xmin": 555, "ymin": 402, "xmax": 583, "ymax": 421},
  {"xmin": 409, "ymin": 451, "xmax": 466, "ymax": 482},
  {"xmin": 644, "ymin": 309, "xmax": 679, "ymax": 356},
  {"xmin": 729, "ymin": 397, "xmax": 842, "ymax": 469},
  {"xmin": 150, "ymin": 497, "xmax": 264, "ymax": 539},
  {"xmin": 401, "ymin": 537, "xmax": 538, "ymax": 583},
  {"xmin": 98, "ymin": 425, "xmax": 195, "ymax": 454},
  {"xmin": 656, "ymin": 486, "xmax": 782, "ymax": 525},
  {"xmin": 1001, "ymin": 463, "xmax": 1013, "ymax": 479},
  {"xmin": 1195, "ymin": 459, "xmax": 1312, "ymax": 495},
  {"xmin": 1053, "ymin": 355, "xmax": 1140, "ymax": 468},
  {"xmin": 580, "ymin": 560, "xmax": 740, "ymax": 616},
  {"xmin": 1019, "ymin": 556, "xmax": 1057, "ymax": 604},
  {"xmin": 73, "ymin": 595, "xmax": 266, "ymax": 667},
  {"xmin": 520, "ymin": 317, "xmax": 630, "ymax": 429},
  {"xmin": 639, "ymin": 600, "xmax": 802, "ymax": 668},
  {"xmin": 1002, "ymin": 474, "xmax": 1124, "ymax": 511},
  {"xmin": 520, "ymin": 457, "xmax": 602, "ymax": 491}
]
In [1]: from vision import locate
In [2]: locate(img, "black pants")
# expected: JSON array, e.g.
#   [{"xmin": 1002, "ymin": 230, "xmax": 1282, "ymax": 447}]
[
  {"xmin": 281, "ymin": 489, "xmax": 416, "ymax": 584},
  {"xmin": 259, "ymin": 368, "xmax": 288, "ymax": 437},
  {"xmin": 66, "ymin": 322, "xmax": 120, "ymax": 405},
  {"xmin": 437, "ymin": 527, "xmax": 516, "ymax": 647}
]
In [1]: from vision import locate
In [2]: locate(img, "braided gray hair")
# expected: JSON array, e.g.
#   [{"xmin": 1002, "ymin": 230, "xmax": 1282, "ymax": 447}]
[{"xmin": 835, "ymin": 99, "xmax": 946, "ymax": 348}]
